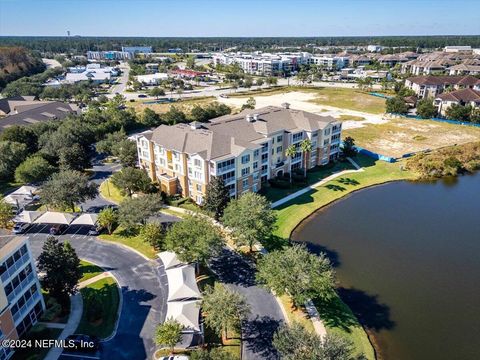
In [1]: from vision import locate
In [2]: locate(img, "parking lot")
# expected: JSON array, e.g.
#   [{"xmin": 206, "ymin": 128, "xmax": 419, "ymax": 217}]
[{"xmin": 21, "ymin": 223, "xmax": 98, "ymax": 242}]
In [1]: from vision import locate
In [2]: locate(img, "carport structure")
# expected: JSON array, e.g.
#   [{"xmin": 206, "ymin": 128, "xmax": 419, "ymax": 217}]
[
  {"xmin": 33, "ymin": 212, "xmax": 77, "ymax": 225},
  {"xmin": 70, "ymin": 213, "xmax": 98, "ymax": 226},
  {"xmin": 4, "ymin": 186, "xmax": 38, "ymax": 209},
  {"xmin": 13, "ymin": 210, "xmax": 44, "ymax": 223}
]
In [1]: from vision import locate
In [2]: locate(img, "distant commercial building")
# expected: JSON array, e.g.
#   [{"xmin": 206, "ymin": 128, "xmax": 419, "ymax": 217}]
[
  {"xmin": 0, "ymin": 237, "xmax": 45, "ymax": 360},
  {"xmin": 443, "ymin": 46, "xmax": 472, "ymax": 53},
  {"xmin": 134, "ymin": 104, "xmax": 342, "ymax": 204},
  {"xmin": 87, "ymin": 51, "xmax": 131, "ymax": 60},
  {"xmin": 121, "ymin": 46, "xmax": 153, "ymax": 55},
  {"xmin": 310, "ymin": 55, "xmax": 349, "ymax": 70},
  {"xmin": 367, "ymin": 45, "xmax": 383, "ymax": 52},
  {"xmin": 136, "ymin": 73, "xmax": 169, "ymax": 85},
  {"xmin": 65, "ymin": 65, "xmax": 118, "ymax": 84}
]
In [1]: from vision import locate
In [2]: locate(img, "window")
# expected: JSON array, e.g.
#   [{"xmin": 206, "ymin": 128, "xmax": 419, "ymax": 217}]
[
  {"xmin": 253, "ymin": 172, "xmax": 259, "ymax": 181},
  {"xmin": 292, "ymin": 132, "xmax": 303, "ymax": 142},
  {"xmin": 242, "ymin": 179, "xmax": 249, "ymax": 188},
  {"xmin": 324, "ymin": 139, "xmax": 330, "ymax": 146},
  {"xmin": 253, "ymin": 162, "xmax": 258, "ymax": 170},
  {"xmin": 194, "ymin": 171, "xmax": 202, "ymax": 179},
  {"xmin": 194, "ymin": 159, "xmax": 202, "ymax": 167},
  {"xmin": 312, "ymin": 132, "xmax": 318, "ymax": 138},
  {"xmin": 253, "ymin": 149, "xmax": 260, "ymax": 158},
  {"xmin": 217, "ymin": 158, "xmax": 235, "ymax": 172},
  {"xmin": 196, "ymin": 184, "xmax": 202, "ymax": 192},
  {"xmin": 276, "ymin": 146, "xmax": 283, "ymax": 153},
  {"xmin": 241, "ymin": 167, "xmax": 250, "ymax": 176},
  {"xmin": 324, "ymin": 128, "xmax": 331, "ymax": 136},
  {"xmin": 277, "ymin": 135, "xmax": 283, "ymax": 142},
  {"xmin": 241, "ymin": 154, "xmax": 251, "ymax": 164}
]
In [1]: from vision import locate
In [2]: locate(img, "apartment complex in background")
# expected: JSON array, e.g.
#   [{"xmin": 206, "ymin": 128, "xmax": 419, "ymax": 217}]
[
  {"xmin": 404, "ymin": 75, "xmax": 480, "ymax": 99},
  {"xmin": 135, "ymin": 104, "xmax": 342, "ymax": 204},
  {"xmin": 0, "ymin": 237, "xmax": 45, "ymax": 360}
]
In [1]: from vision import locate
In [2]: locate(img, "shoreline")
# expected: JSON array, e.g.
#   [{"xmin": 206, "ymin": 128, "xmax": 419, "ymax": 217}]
[{"xmin": 288, "ymin": 180, "xmax": 405, "ymax": 360}]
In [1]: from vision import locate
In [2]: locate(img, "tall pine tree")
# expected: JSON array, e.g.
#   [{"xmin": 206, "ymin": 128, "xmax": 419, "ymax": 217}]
[{"xmin": 203, "ymin": 176, "xmax": 230, "ymax": 220}]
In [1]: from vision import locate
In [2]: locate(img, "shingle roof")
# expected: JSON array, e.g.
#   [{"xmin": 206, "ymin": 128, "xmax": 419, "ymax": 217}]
[
  {"xmin": 406, "ymin": 75, "xmax": 479, "ymax": 86},
  {"xmin": 0, "ymin": 101, "xmax": 77, "ymax": 133},
  {"xmin": 146, "ymin": 106, "xmax": 337, "ymax": 161},
  {"xmin": 436, "ymin": 88, "xmax": 480, "ymax": 103}
]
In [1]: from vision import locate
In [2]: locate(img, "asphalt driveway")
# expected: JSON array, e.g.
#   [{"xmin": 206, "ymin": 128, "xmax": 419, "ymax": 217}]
[
  {"xmin": 28, "ymin": 228, "xmax": 168, "ymax": 360},
  {"xmin": 209, "ymin": 248, "xmax": 285, "ymax": 360}
]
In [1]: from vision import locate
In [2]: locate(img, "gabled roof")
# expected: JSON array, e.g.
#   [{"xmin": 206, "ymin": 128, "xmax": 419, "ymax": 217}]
[
  {"xmin": 406, "ymin": 75, "xmax": 479, "ymax": 86},
  {"xmin": 0, "ymin": 101, "xmax": 77, "ymax": 133},
  {"xmin": 436, "ymin": 88, "xmax": 480, "ymax": 103}
]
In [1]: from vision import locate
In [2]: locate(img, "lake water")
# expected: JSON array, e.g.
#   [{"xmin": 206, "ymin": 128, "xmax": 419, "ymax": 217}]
[{"xmin": 292, "ymin": 173, "xmax": 480, "ymax": 360}]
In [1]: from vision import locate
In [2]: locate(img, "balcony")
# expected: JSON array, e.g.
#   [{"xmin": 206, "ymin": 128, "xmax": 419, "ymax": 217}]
[
  {"xmin": 0, "ymin": 253, "xmax": 31, "ymax": 283},
  {"xmin": 223, "ymin": 176, "xmax": 236, "ymax": 185},
  {"xmin": 6, "ymin": 272, "xmax": 35, "ymax": 303},
  {"xmin": 217, "ymin": 163, "xmax": 235, "ymax": 174},
  {"xmin": 12, "ymin": 290, "xmax": 41, "ymax": 324}
]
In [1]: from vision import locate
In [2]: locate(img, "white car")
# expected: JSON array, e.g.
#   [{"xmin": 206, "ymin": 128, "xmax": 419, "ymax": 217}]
[
  {"xmin": 158, "ymin": 356, "xmax": 189, "ymax": 360},
  {"xmin": 12, "ymin": 223, "xmax": 31, "ymax": 234}
]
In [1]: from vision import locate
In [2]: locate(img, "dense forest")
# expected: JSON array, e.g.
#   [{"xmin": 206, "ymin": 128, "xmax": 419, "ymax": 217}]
[
  {"xmin": 0, "ymin": 35, "xmax": 479, "ymax": 54},
  {"xmin": 0, "ymin": 46, "xmax": 45, "ymax": 89}
]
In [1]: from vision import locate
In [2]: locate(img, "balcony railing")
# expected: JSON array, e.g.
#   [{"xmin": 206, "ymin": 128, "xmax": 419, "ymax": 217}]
[
  {"xmin": 6, "ymin": 272, "xmax": 35, "ymax": 303},
  {"xmin": 12, "ymin": 291, "xmax": 41, "ymax": 324},
  {"xmin": 217, "ymin": 163, "xmax": 235, "ymax": 174},
  {"xmin": 0, "ymin": 254, "xmax": 31, "ymax": 283}
]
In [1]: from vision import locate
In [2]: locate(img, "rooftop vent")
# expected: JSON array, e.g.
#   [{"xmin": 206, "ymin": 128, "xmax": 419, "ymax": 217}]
[
  {"xmin": 253, "ymin": 113, "xmax": 259, "ymax": 121},
  {"xmin": 281, "ymin": 102, "xmax": 290, "ymax": 109},
  {"xmin": 190, "ymin": 121, "xmax": 202, "ymax": 130},
  {"xmin": 246, "ymin": 114, "xmax": 254, "ymax": 122}
]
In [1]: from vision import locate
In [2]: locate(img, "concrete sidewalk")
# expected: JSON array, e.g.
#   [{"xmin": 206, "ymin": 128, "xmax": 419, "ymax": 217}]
[{"xmin": 44, "ymin": 293, "xmax": 83, "ymax": 360}]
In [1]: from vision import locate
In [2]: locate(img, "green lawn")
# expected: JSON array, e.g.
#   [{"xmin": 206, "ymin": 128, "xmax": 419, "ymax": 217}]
[
  {"xmin": 270, "ymin": 155, "xmax": 416, "ymax": 358},
  {"xmin": 99, "ymin": 179, "xmax": 126, "ymax": 204},
  {"xmin": 12, "ymin": 325, "xmax": 62, "ymax": 360},
  {"xmin": 315, "ymin": 294, "xmax": 376, "ymax": 360},
  {"xmin": 273, "ymin": 154, "xmax": 415, "ymax": 239},
  {"xmin": 76, "ymin": 277, "xmax": 120, "ymax": 339},
  {"xmin": 261, "ymin": 160, "xmax": 355, "ymax": 203},
  {"xmin": 99, "ymin": 227, "xmax": 157, "ymax": 259},
  {"xmin": 79, "ymin": 260, "xmax": 104, "ymax": 282}
]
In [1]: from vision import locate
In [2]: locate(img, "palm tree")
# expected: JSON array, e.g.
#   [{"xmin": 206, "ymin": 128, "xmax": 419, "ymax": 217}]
[
  {"xmin": 300, "ymin": 139, "xmax": 313, "ymax": 178},
  {"xmin": 285, "ymin": 145, "xmax": 297, "ymax": 184}
]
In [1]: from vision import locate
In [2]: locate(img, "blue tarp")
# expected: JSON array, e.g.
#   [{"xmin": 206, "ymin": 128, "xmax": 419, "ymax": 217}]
[{"xmin": 354, "ymin": 146, "xmax": 397, "ymax": 163}]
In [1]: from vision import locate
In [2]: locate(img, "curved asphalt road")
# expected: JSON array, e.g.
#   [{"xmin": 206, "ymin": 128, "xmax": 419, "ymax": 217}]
[{"xmin": 29, "ymin": 235, "xmax": 168, "ymax": 360}]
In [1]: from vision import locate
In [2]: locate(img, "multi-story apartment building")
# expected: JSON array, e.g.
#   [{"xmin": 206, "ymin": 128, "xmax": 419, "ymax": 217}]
[
  {"xmin": 135, "ymin": 104, "xmax": 342, "ymax": 204},
  {"xmin": 212, "ymin": 52, "xmax": 312, "ymax": 76},
  {"xmin": 310, "ymin": 55, "xmax": 349, "ymax": 70},
  {"xmin": 0, "ymin": 237, "xmax": 45, "ymax": 360},
  {"xmin": 405, "ymin": 75, "xmax": 480, "ymax": 99}
]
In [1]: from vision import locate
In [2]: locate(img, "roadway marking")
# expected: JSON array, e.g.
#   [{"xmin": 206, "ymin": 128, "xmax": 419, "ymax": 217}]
[{"xmin": 60, "ymin": 353, "xmax": 100, "ymax": 359}]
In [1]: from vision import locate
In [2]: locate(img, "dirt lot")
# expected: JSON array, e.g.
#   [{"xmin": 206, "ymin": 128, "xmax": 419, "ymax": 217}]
[
  {"xmin": 344, "ymin": 118, "xmax": 480, "ymax": 158},
  {"xmin": 127, "ymin": 96, "xmax": 215, "ymax": 114}
]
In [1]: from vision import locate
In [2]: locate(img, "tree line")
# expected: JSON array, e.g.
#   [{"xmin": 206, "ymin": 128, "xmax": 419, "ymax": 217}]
[{"xmin": 2, "ymin": 36, "xmax": 480, "ymax": 54}]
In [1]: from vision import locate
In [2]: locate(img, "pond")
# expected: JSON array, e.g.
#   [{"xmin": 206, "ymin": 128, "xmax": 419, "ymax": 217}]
[{"xmin": 292, "ymin": 173, "xmax": 480, "ymax": 360}]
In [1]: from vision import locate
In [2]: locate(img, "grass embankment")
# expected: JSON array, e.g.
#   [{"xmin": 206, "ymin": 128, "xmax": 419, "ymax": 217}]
[
  {"xmin": 80, "ymin": 260, "xmax": 104, "ymax": 282},
  {"xmin": 262, "ymin": 160, "xmax": 355, "ymax": 203},
  {"xmin": 273, "ymin": 154, "xmax": 415, "ymax": 239},
  {"xmin": 12, "ymin": 325, "xmax": 62, "ymax": 360},
  {"xmin": 336, "ymin": 115, "xmax": 366, "ymax": 121},
  {"xmin": 76, "ymin": 277, "xmax": 120, "ymax": 339},
  {"xmin": 273, "ymin": 155, "xmax": 415, "ymax": 359},
  {"xmin": 99, "ymin": 179, "xmax": 126, "ymax": 204},
  {"xmin": 406, "ymin": 141, "xmax": 480, "ymax": 179},
  {"xmin": 99, "ymin": 227, "xmax": 157, "ymax": 259}
]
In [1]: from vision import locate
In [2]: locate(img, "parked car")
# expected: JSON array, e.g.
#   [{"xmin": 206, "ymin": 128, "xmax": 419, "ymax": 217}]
[
  {"xmin": 158, "ymin": 356, "xmax": 189, "ymax": 360},
  {"xmin": 12, "ymin": 223, "xmax": 31, "ymax": 234},
  {"xmin": 49, "ymin": 224, "xmax": 68, "ymax": 235},
  {"xmin": 219, "ymin": 93, "xmax": 228, "ymax": 98},
  {"xmin": 87, "ymin": 226, "xmax": 100, "ymax": 236},
  {"xmin": 65, "ymin": 334, "xmax": 100, "ymax": 352},
  {"xmin": 138, "ymin": 94, "xmax": 147, "ymax": 98}
]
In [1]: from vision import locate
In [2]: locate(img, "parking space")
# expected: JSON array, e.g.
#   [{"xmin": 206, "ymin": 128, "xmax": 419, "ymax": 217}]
[
  {"xmin": 20, "ymin": 224, "xmax": 99, "ymax": 242},
  {"xmin": 59, "ymin": 350, "xmax": 101, "ymax": 360}
]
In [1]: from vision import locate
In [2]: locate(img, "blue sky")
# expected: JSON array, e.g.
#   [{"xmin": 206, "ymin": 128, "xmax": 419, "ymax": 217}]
[{"xmin": 1, "ymin": 0, "xmax": 479, "ymax": 37}]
